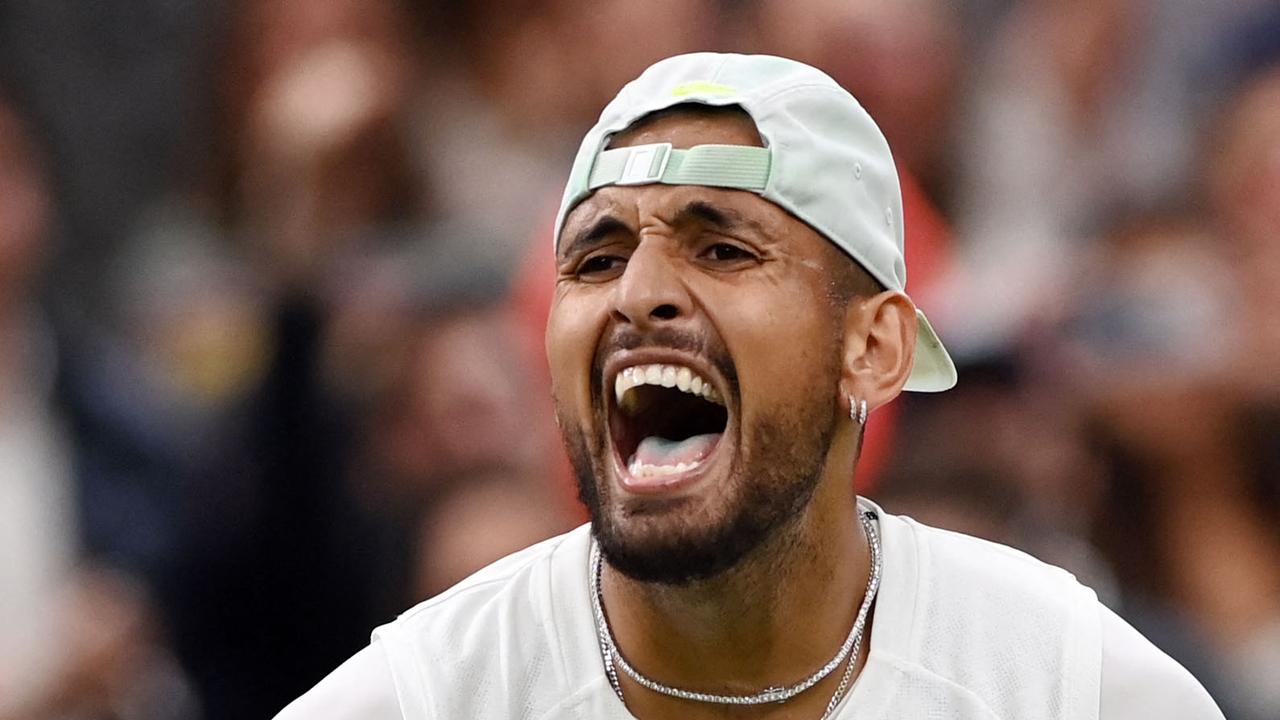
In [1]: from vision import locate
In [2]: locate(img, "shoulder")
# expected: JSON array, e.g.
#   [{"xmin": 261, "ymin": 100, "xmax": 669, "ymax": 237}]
[
  {"xmin": 1097, "ymin": 605, "xmax": 1225, "ymax": 720},
  {"xmin": 890, "ymin": 509, "xmax": 1100, "ymax": 609},
  {"xmin": 898, "ymin": 513, "xmax": 1086, "ymax": 594},
  {"xmin": 273, "ymin": 644, "xmax": 402, "ymax": 720},
  {"xmin": 870, "ymin": 507, "xmax": 1224, "ymax": 720},
  {"xmin": 871, "ymin": 508, "xmax": 1105, "ymax": 718},
  {"xmin": 276, "ymin": 526, "xmax": 598, "ymax": 720},
  {"xmin": 370, "ymin": 525, "xmax": 600, "ymax": 718},
  {"xmin": 381, "ymin": 523, "xmax": 590, "ymax": 641}
]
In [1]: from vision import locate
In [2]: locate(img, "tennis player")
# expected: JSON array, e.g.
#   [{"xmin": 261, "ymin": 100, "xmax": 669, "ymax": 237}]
[{"xmin": 276, "ymin": 53, "xmax": 1225, "ymax": 719}]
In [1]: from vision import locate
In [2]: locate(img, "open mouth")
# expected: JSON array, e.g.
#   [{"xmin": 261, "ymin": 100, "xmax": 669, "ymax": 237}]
[{"xmin": 608, "ymin": 362, "xmax": 730, "ymax": 490}]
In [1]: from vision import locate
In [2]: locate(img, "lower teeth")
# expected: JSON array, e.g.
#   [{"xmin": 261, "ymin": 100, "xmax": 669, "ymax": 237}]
[{"xmin": 628, "ymin": 457, "xmax": 698, "ymax": 478}]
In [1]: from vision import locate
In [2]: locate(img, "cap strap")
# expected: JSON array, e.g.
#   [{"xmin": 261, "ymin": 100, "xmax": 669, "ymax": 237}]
[{"xmin": 588, "ymin": 143, "xmax": 771, "ymax": 192}]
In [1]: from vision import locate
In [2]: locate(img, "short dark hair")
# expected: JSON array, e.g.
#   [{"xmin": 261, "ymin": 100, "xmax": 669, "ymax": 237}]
[
  {"xmin": 607, "ymin": 102, "xmax": 761, "ymax": 149},
  {"xmin": 825, "ymin": 244, "xmax": 885, "ymax": 305}
]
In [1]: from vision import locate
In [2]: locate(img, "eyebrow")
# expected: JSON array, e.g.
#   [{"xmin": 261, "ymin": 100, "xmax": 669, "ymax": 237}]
[
  {"xmin": 559, "ymin": 198, "xmax": 770, "ymax": 260},
  {"xmin": 560, "ymin": 215, "xmax": 629, "ymax": 260},
  {"xmin": 674, "ymin": 200, "xmax": 770, "ymax": 240}
]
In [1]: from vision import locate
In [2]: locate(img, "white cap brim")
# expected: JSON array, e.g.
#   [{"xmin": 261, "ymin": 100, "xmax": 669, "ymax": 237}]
[{"xmin": 906, "ymin": 309, "xmax": 957, "ymax": 392}]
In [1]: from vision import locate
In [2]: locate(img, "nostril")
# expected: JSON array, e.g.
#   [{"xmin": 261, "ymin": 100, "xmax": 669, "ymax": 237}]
[{"xmin": 650, "ymin": 304, "xmax": 679, "ymax": 320}]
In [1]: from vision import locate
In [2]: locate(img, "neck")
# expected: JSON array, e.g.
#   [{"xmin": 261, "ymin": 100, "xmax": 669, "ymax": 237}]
[{"xmin": 599, "ymin": 437, "xmax": 872, "ymax": 718}]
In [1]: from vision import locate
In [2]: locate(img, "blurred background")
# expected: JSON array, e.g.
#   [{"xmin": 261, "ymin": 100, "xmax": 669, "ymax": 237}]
[{"xmin": 0, "ymin": 0, "xmax": 1277, "ymax": 717}]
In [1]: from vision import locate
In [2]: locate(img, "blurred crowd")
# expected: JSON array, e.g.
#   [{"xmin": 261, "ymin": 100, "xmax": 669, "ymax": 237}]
[{"xmin": 0, "ymin": 0, "xmax": 1277, "ymax": 718}]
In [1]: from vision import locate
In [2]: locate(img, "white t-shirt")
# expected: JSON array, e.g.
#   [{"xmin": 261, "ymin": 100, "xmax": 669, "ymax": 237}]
[{"xmin": 275, "ymin": 502, "xmax": 1224, "ymax": 719}]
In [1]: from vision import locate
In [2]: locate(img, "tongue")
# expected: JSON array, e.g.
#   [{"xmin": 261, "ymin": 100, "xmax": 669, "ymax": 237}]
[{"xmin": 633, "ymin": 433, "xmax": 720, "ymax": 468}]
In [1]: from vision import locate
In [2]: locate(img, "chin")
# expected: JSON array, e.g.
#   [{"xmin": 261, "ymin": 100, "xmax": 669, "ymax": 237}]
[
  {"xmin": 587, "ymin": 460, "xmax": 799, "ymax": 586},
  {"xmin": 595, "ymin": 513, "xmax": 760, "ymax": 586}
]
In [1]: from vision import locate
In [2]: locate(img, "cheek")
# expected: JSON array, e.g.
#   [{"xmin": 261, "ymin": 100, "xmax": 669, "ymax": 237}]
[
  {"xmin": 545, "ymin": 290, "xmax": 607, "ymax": 415},
  {"xmin": 716, "ymin": 285, "xmax": 840, "ymax": 409}
]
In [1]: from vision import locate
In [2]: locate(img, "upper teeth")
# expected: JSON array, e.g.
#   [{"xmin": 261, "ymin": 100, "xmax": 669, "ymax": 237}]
[{"xmin": 614, "ymin": 363, "xmax": 722, "ymax": 408}]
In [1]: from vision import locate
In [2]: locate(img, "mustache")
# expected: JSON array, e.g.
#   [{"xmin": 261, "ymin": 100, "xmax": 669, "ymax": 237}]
[{"xmin": 591, "ymin": 326, "xmax": 740, "ymax": 400}]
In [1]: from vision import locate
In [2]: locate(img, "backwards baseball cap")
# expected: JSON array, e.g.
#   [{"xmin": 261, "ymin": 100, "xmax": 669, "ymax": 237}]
[{"xmin": 554, "ymin": 52, "xmax": 956, "ymax": 392}]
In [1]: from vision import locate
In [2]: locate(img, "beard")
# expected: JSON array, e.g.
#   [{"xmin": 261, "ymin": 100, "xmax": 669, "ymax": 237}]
[{"xmin": 557, "ymin": 327, "xmax": 845, "ymax": 587}]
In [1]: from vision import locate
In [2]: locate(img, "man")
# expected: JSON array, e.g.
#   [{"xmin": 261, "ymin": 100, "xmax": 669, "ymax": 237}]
[{"xmin": 276, "ymin": 53, "xmax": 1224, "ymax": 719}]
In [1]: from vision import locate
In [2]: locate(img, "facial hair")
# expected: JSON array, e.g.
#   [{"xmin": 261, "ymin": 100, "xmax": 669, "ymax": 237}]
[{"xmin": 557, "ymin": 325, "xmax": 845, "ymax": 586}]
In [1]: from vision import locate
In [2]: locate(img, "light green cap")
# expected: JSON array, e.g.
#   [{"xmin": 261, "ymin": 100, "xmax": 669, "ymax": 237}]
[{"xmin": 554, "ymin": 52, "xmax": 956, "ymax": 392}]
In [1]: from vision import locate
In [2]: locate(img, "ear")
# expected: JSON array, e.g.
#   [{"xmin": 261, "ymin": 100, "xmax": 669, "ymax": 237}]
[{"xmin": 838, "ymin": 291, "xmax": 917, "ymax": 415}]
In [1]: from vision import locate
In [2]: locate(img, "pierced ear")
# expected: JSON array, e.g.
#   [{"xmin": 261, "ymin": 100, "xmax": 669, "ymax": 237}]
[{"xmin": 839, "ymin": 291, "xmax": 917, "ymax": 413}]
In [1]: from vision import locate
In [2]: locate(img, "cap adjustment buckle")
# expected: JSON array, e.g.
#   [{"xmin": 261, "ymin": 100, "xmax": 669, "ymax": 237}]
[{"xmin": 615, "ymin": 143, "xmax": 673, "ymax": 185}]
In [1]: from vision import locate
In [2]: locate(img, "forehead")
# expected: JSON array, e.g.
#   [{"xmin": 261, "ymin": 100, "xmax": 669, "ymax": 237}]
[{"xmin": 607, "ymin": 107, "xmax": 764, "ymax": 151}]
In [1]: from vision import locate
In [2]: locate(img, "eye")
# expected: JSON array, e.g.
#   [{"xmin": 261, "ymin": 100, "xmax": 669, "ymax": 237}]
[
  {"xmin": 701, "ymin": 242, "xmax": 759, "ymax": 265},
  {"xmin": 576, "ymin": 253, "xmax": 626, "ymax": 281}
]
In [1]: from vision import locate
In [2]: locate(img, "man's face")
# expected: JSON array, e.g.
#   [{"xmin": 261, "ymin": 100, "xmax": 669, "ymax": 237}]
[{"xmin": 547, "ymin": 111, "xmax": 848, "ymax": 585}]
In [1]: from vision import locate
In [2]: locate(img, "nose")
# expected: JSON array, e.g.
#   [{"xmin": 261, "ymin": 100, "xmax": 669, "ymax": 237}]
[{"xmin": 611, "ymin": 242, "xmax": 691, "ymax": 328}]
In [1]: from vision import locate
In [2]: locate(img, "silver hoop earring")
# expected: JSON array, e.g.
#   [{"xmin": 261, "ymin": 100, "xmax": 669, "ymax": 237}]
[{"xmin": 848, "ymin": 397, "xmax": 868, "ymax": 426}]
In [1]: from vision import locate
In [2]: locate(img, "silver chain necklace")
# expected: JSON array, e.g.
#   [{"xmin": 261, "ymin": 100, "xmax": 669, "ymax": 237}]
[{"xmin": 589, "ymin": 509, "xmax": 882, "ymax": 714}]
